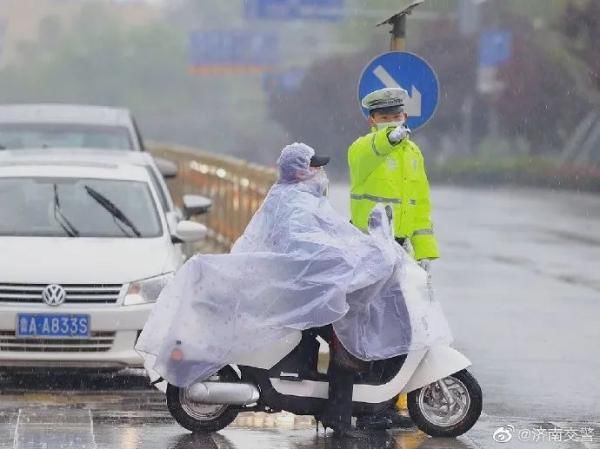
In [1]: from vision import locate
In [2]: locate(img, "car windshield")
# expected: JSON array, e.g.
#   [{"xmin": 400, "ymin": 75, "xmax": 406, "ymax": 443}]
[
  {"xmin": 0, "ymin": 123, "xmax": 132, "ymax": 150},
  {"xmin": 0, "ymin": 177, "xmax": 162, "ymax": 237}
]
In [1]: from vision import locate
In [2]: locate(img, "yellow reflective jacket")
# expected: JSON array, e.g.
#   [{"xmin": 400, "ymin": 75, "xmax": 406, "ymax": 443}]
[{"xmin": 348, "ymin": 127, "xmax": 439, "ymax": 260}]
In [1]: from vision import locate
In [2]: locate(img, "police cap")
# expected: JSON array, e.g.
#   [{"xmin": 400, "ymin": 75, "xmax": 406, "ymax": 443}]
[{"xmin": 361, "ymin": 87, "xmax": 408, "ymax": 115}]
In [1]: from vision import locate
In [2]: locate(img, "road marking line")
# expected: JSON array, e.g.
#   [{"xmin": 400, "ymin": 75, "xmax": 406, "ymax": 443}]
[
  {"xmin": 11, "ymin": 407, "xmax": 97, "ymax": 448},
  {"xmin": 88, "ymin": 409, "xmax": 97, "ymax": 449},
  {"xmin": 12, "ymin": 409, "xmax": 21, "ymax": 449}
]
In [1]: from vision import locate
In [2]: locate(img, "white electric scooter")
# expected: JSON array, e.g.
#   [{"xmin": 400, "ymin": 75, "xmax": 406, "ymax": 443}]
[{"xmin": 164, "ymin": 327, "xmax": 482, "ymax": 437}]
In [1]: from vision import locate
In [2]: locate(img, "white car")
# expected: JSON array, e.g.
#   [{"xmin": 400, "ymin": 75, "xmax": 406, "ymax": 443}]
[
  {"xmin": 0, "ymin": 103, "xmax": 181, "ymax": 179},
  {"xmin": 0, "ymin": 104, "xmax": 144, "ymax": 151},
  {"xmin": 0, "ymin": 152, "xmax": 208, "ymax": 371},
  {"xmin": 0, "ymin": 149, "xmax": 184, "ymax": 218}
]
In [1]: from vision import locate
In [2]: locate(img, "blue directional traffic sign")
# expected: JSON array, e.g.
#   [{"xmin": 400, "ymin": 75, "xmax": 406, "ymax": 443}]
[{"xmin": 358, "ymin": 52, "xmax": 439, "ymax": 130}]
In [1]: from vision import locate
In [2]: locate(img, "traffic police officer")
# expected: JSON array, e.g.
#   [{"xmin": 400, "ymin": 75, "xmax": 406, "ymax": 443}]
[
  {"xmin": 348, "ymin": 86, "xmax": 439, "ymax": 265},
  {"xmin": 348, "ymin": 86, "xmax": 439, "ymax": 430}
]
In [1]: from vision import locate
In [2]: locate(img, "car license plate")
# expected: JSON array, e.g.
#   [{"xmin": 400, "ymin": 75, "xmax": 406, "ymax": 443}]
[{"xmin": 16, "ymin": 314, "xmax": 90, "ymax": 338}]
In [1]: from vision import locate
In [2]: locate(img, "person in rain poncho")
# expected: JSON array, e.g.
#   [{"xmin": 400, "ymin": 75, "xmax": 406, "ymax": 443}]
[{"xmin": 135, "ymin": 142, "xmax": 452, "ymax": 436}]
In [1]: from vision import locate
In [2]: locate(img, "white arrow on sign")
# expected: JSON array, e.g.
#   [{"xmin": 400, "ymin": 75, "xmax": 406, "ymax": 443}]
[{"xmin": 373, "ymin": 65, "xmax": 422, "ymax": 117}]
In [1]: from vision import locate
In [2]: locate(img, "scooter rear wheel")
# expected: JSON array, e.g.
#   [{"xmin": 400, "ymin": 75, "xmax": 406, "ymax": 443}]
[
  {"xmin": 408, "ymin": 369, "xmax": 482, "ymax": 438},
  {"xmin": 166, "ymin": 366, "xmax": 240, "ymax": 433}
]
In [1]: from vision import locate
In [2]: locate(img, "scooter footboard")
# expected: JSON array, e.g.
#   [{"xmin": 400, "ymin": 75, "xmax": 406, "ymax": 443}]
[
  {"xmin": 266, "ymin": 345, "xmax": 471, "ymax": 406},
  {"xmin": 350, "ymin": 349, "xmax": 426, "ymax": 404},
  {"xmin": 401, "ymin": 345, "xmax": 471, "ymax": 394}
]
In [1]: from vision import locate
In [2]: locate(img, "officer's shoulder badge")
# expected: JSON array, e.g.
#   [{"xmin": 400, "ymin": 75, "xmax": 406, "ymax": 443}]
[{"xmin": 386, "ymin": 157, "xmax": 399, "ymax": 170}]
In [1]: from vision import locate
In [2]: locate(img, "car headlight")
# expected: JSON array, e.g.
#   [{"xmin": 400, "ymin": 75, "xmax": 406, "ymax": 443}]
[{"xmin": 123, "ymin": 273, "xmax": 174, "ymax": 306}]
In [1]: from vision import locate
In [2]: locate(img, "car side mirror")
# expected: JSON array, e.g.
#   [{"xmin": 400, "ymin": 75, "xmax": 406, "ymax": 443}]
[
  {"xmin": 153, "ymin": 157, "xmax": 178, "ymax": 179},
  {"xmin": 182, "ymin": 194, "xmax": 212, "ymax": 218},
  {"xmin": 172, "ymin": 221, "xmax": 207, "ymax": 243}
]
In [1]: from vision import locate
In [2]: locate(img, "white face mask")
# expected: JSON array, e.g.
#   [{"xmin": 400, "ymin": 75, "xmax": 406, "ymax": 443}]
[{"xmin": 375, "ymin": 120, "xmax": 405, "ymax": 130}]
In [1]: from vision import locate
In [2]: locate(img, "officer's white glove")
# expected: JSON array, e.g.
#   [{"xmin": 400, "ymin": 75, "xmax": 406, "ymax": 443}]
[
  {"xmin": 418, "ymin": 258, "xmax": 432, "ymax": 273},
  {"xmin": 418, "ymin": 259, "xmax": 434, "ymax": 301},
  {"xmin": 388, "ymin": 125, "xmax": 411, "ymax": 143}
]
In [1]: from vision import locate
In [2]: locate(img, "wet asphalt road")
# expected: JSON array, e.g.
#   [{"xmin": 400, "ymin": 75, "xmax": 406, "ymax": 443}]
[
  {"xmin": 1, "ymin": 185, "xmax": 599, "ymax": 448},
  {"xmin": 0, "ymin": 384, "xmax": 598, "ymax": 449}
]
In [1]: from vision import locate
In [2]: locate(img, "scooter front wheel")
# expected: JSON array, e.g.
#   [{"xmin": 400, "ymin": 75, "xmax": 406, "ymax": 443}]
[
  {"xmin": 408, "ymin": 369, "xmax": 482, "ymax": 438},
  {"xmin": 166, "ymin": 366, "xmax": 240, "ymax": 433}
]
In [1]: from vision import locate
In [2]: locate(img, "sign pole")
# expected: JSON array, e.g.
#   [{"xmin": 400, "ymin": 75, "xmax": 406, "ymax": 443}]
[
  {"xmin": 377, "ymin": 1, "xmax": 424, "ymax": 52},
  {"xmin": 390, "ymin": 14, "xmax": 407, "ymax": 51}
]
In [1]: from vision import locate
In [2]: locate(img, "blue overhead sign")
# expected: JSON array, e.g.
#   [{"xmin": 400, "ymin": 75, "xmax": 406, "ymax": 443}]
[
  {"xmin": 263, "ymin": 68, "xmax": 306, "ymax": 93},
  {"xmin": 246, "ymin": 0, "xmax": 344, "ymax": 21},
  {"xmin": 479, "ymin": 31, "xmax": 512, "ymax": 67},
  {"xmin": 358, "ymin": 52, "xmax": 439, "ymax": 130},
  {"xmin": 189, "ymin": 30, "xmax": 279, "ymax": 73}
]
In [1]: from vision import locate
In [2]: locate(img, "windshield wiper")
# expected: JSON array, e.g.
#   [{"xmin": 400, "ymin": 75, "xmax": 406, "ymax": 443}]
[
  {"xmin": 53, "ymin": 184, "xmax": 80, "ymax": 237},
  {"xmin": 84, "ymin": 185, "xmax": 142, "ymax": 238}
]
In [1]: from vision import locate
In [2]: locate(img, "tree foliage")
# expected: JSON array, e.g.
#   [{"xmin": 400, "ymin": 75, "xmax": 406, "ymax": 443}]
[
  {"xmin": 266, "ymin": 48, "xmax": 375, "ymax": 177},
  {"xmin": 266, "ymin": 6, "xmax": 587, "ymax": 168},
  {"xmin": 0, "ymin": 4, "xmax": 192, "ymax": 120},
  {"xmin": 489, "ymin": 7, "xmax": 587, "ymax": 152},
  {"xmin": 560, "ymin": 0, "xmax": 600, "ymax": 91}
]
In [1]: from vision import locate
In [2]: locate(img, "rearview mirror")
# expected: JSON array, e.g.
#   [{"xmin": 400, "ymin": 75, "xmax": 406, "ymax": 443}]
[
  {"xmin": 153, "ymin": 157, "xmax": 178, "ymax": 179},
  {"xmin": 173, "ymin": 221, "xmax": 207, "ymax": 243},
  {"xmin": 183, "ymin": 194, "xmax": 212, "ymax": 218}
]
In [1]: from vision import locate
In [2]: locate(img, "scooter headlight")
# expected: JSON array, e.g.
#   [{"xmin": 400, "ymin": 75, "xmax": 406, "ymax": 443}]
[{"xmin": 123, "ymin": 272, "xmax": 174, "ymax": 306}]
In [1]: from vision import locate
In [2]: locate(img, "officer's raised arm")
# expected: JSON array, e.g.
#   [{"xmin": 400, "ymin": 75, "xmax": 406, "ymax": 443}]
[{"xmin": 348, "ymin": 88, "xmax": 409, "ymax": 186}]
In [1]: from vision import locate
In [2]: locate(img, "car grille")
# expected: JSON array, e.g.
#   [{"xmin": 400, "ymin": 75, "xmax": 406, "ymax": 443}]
[
  {"xmin": 0, "ymin": 284, "xmax": 123, "ymax": 304},
  {"xmin": 0, "ymin": 331, "xmax": 115, "ymax": 352}
]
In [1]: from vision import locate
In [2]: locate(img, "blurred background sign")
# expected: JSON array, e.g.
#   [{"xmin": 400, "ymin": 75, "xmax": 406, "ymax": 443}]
[
  {"xmin": 477, "ymin": 30, "xmax": 512, "ymax": 94},
  {"xmin": 189, "ymin": 30, "xmax": 280, "ymax": 74},
  {"xmin": 358, "ymin": 52, "xmax": 439, "ymax": 130},
  {"xmin": 262, "ymin": 67, "xmax": 306, "ymax": 93},
  {"xmin": 245, "ymin": 0, "xmax": 344, "ymax": 21},
  {"xmin": 0, "ymin": 19, "xmax": 6, "ymax": 64},
  {"xmin": 479, "ymin": 30, "xmax": 512, "ymax": 66}
]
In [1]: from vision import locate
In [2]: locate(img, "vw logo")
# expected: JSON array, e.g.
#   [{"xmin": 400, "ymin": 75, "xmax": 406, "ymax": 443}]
[{"xmin": 42, "ymin": 284, "xmax": 67, "ymax": 306}]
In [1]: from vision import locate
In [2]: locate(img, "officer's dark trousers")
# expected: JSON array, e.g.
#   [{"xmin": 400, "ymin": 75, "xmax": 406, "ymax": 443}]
[
  {"xmin": 317, "ymin": 326, "xmax": 363, "ymax": 431},
  {"xmin": 324, "ymin": 357, "xmax": 354, "ymax": 430}
]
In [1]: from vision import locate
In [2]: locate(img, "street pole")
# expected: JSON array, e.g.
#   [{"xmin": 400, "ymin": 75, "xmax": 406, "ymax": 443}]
[
  {"xmin": 377, "ymin": 1, "xmax": 424, "ymax": 52},
  {"xmin": 390, "ymin": 14, "xmax": 407, "ymax": 51}
]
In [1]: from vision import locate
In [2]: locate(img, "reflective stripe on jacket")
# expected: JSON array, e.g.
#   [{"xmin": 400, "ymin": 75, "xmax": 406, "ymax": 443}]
[{"xmin": 348, "ymin": 127, "xmax": 439, "ymax": 260}]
